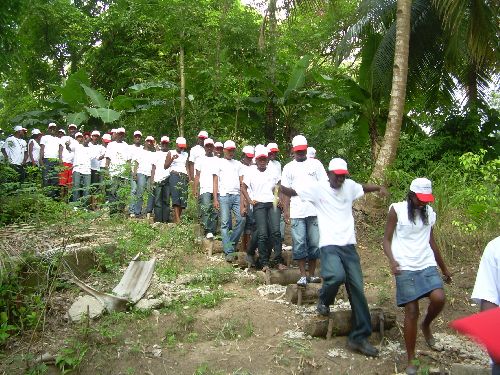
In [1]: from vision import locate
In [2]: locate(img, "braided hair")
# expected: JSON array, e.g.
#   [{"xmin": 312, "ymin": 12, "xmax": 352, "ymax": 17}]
[{"xmin": 407, "ymin": 191, "xmax": 429, "ymax": 225}]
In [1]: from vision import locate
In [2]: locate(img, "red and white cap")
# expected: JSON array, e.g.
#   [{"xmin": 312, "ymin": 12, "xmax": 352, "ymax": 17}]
[
  {"xmin": 32, "ymin": 129, "xmax": 41, "ymax": 135},
  {"xmin": 224, "ymin": 140, "xmax": 236, "ymax": 150},
  {"xmin": 254, "ymin": 145, "xmax": 269, "ymax": 159},
  {"xmin": 204, "ymin": 138, "xmax": 214, "ymax": 146},
  {"xmin": 267, "ymin": 143, "xmax": 279, "ymax": 152},
  {"xmin": 161, "ymin": 136, "xmax": 170, "ymax": 143},
  {"xmin": 91, "ymin": 130, "xmax": 100, "ymax": 137},
  {"xmin": 48, "ymin": 122, "xmax": 57, "ymax": 128},
  {"xmin": 214, "ymin": 141, "xmax": 223, "ymax": 148},
  {"xmin": 242, "ymin": 145, "xmax": 254, "ymax": 157},
  {"xmin": 198, "ymin": 130, "xmax": 208, "ymax": 139},
  {"xmin": 328, "ymin": 158, "xmax": 348, "ymax": 175},
  {"xmin": 410, "ymin": 178, "xmax": 434, "ymax": 202},
  {"xmin": 307, "ymin": 147, "xmax": 316, "ymax": 159},
  {"xmin": 13, "ymin": 125, "xmax": 23, "ymax": 132},
  {"xmin": 176, "ymin": 137, "xmax": 187, "ymax": 148},
  {"xmin": 68, "ymin": 124, "xmax": 77, "ymax": 129},
  {"xmin": 145, "ymin": 135, "xmax": 154, "ymax": 142},
  {"xmin": 58, "ymin": 129, "xmax": 66, "ymax": 135},
  {"xmin": 102, "ymin": 133, "xmax": 112, "ymax": 142},
  {"xmin": 75, "ymin": 132, "xmax": 83, "ymax": 138},
  {"xmin": 134, "ymin": 130, "xmax": 142, "ymax": 137},
  {"xmin": 292, "ymin": 135, "xmax": 307, "ymax": 151},
  {"xmin": 116, "ymin": 127, "xmax": 125, "ymax": 133},
  {"xmin": 111, "ymin": 128, "xmax": 117, "ymax": 133}
]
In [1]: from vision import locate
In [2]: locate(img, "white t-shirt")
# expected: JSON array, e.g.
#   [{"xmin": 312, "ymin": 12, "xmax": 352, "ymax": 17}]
[
  {"xmin": 105, "ymin": 141, "xmax": 130, "ymax": 176},
  {"xmin": 72, "ymin": 143, "xmax": 93, "ymax": 175},
  {"xmin": 189, "ymin": 144, "xmax": 205, "ymax": 165},
  {"xmin": 28, "ymin": 139, "xmax": 41, "ymax": 165},
  {"xmin": 389, "ymin": 201, "xmax": 438, "ymax": 271},
  {"xmin": 195, "ymin": 155, "xmax": 217, "ymax": 194},
  {"xmin": 100, "ymin": 145, "xmax": 108, "ymax": 168},
  {"xmin": 281, "ymin": 158, "xmax": 328, "ymax": 218},
  {"xmin": 472, "ymin": 236, "xmax": 500, "ymax": 306},
  {"xmin": 129, "ymin": 144, "xmax": 143, "ymax": 163},
  {"xmin": 214, "ymin": 158, "xmax": 244, "ymax": 196},
  {"xmin": 243, "ymin": 166, "xmax": 280, "ymax": 203},
  {"xmin": 60, "ymin": 136, "xmax": 75, "ymax": 163},
  {"xmin": 40, "ymin": 134, "xmax": 60, "ymax": 159},
  {"xmin": 152, "ymin": 151, "xmax": 170, "ymax": 183},
  {"xmin": 136, "ymin": 149, "xmax": 155, "ymax": 176},
  {"xmin": 2, "ymin": 136, "xmax": 27, "ymax": 165},
  {"xmin": 268, "ymin": 159, "xmax": 282, "ymax": 181},
  {"xmin": 296, "ymin": 179, "xmax": 364, "ymax": 247},
  {"xmin": 168, "ymin": 150, "xmax": 188, "ymax": 174},
  {"xmin": 89, "ymin": 143, "xmax": 106, "ymax": 171}
]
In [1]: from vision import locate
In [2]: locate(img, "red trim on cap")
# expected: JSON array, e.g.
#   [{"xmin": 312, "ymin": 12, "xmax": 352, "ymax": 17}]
[
  {"xmin": 177, "ymin": 144, "xmax": 187, "ymax": 148},
  {"xmin": 293, "ymin": 145, "xmax": 308, "ymax": 151},
  {"xmin": 103, "ymin": 139, "xmax": 111, "ymax": 143},
  {"xmin": 416, "ymin": 193, "xmax": 434, "ymax": 202},
  {"xmin": 198, "ymin": 135, "xmax": 208, "ymax": 139},
  {"xmin": 245, "ymin": 153, "xmax": 254, "ymax": 158},
  {"xmin": 269, "ymin": 148, "xmax": 279, "ymax": 152},
  {"xmin": 331, "ymin": 169, "xmax": 349, "ymax": 175},
  {"xmin": 224, "ymin": 146, "xmax": 236, "ymax": 150},
  {"xmin": 255, "ymin": 154, "xmax": 268, "ymax": 159}
]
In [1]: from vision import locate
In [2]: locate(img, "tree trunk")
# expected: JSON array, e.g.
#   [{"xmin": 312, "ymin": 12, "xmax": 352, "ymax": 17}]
[
  {"xmin": 179, "ymin": 44, "xmax": 185, "ymax": 137},
  {"xmin": 370, "ymin": 0, "xmax": 412, "ymax": 182}
]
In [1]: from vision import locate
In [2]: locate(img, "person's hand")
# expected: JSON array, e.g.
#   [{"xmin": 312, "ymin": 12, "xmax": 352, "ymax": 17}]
[
  {"xmin": 213, "ymin": 198, "xmax": 219, "ymax": 210},
  {"xmin": 284, "ymin": 212, "xmax": 290, "ymax": 224},
  {"xmin": 172, "ymin": 154, "xmax": 179, "ymax": 160},
  {"xmin": 132, "ymin": 172, "xmax": 137, "ymax": 181},
  {"xmin": 390, "ymin": 260, "xmax": 401, "ymax": 275},
  {"xmin": 240, "ymin": 205, "xmax": 247, "ymax": 217},
  {"xmin": 443, "ymin": 270, "xmax": 452, "ymax": 284},
  {"xmin": 251, "ymin": 200, "xmax": 258, "ymax": 206}
]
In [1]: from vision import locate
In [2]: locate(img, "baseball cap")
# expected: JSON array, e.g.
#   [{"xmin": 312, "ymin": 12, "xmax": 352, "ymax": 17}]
[
  {"xmin": 198, "ymin": 130, "xmax": 208, "ymax": 139},
  {"xmin": 292, "ymin": 135, "xmax": 307, "ymax": 151},
  {"xmin": 242, "ymin": 145, "xmax": 254, "ymax": 157},
  {"xmin": 32, "ymin": 129, "xmax": 41, "ymax": 135},
  {"xmin": 116, "ymin": 127, "xmax": 125, "ymax": 133},
  {"xmin": 307, "ymin": 147, "xmax": 316, "ymax": 159},
  {"xmin": 267, "ymin": 143, "xmax": 279, "ymax": 152},
  {"xmin": 48, "ymin": 122, "xmax": 57, "ymax": 128},
  {"xmin": 161, "ymin": 136, "xmax": 170, "ymax": 143},
  {"xmin": 102, "ymin": 133, "xmax": 112, "ymax": 142},
  {"xmin": 91, "ymin": 130, "xmax": 100, "ymax": 137},
  {"xmin": 13, "ymin": 125, "xmax": 23, "ymax": 132},
  {"xmin": 58, "ymin": 129, "xmax": 66, "ymax": 135},
  {"xmin": 254, "ymin": 145, "xmax": 269, "ymax": 159},
  {"xmin": 134, "ymin": 130, "xmax": 142, "ymax": 137},
  {"xmin": 68, "ymin": 124, "xmax": 77, "ymax": 129},
  {"xmin": 75, "ymin": 132, "xmax": 83, "ymax": 138},
  {"xmin": 224, "ymin": 140, "xmax": 236, "ymax": 150},
  {"xmin": 328, "ymin": 158, "xmax": 348, "ymax": 175},
  {"xmin": 410, "ymin": 178, "xmax": 434, "ymax": 202},
  {"xmin": 145, "ymin": 136, "xmax": 154, "ymax": 142},
  {"xmin": 111, "ymin": 128, "xmax": 117, "ymax": 133},
  {"xmin": 176, "ymin": 137, "xmax": 187, "ymax": 148},
  {"xmin": 204, "ymin": 138, "xmax": 214, "ymax": 146},
  {"xmin": 214, "ymin": 141, "xmax": 223, "ymax": 148}
]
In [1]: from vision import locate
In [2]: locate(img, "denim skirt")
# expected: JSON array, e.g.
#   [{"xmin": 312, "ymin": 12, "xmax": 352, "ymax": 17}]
[{"xmin": 395, "ymin": 266, "xmax": 444, "ymax": 307}]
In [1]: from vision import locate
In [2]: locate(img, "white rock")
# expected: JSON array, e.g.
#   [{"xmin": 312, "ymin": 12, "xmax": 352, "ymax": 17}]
[
  {"xmin": 135, "ymin": 298, "xmax": 163, "ymax": 311},
  {"xmin": 67, "ymin": 295, "xmax": 105, "ymax": 322}
]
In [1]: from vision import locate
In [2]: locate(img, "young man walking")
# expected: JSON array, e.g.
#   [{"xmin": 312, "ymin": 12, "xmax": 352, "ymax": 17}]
[
  {"xmin": 105, "ymin": 127, "xmax": 130, "ymax": 215},
  {"xmin": 1, "ymin": 125, "xmax": 28, "ymax": 181},
  {"xmin": 40, "ymin": 123, "xmax": 62, "ymax": 198}
]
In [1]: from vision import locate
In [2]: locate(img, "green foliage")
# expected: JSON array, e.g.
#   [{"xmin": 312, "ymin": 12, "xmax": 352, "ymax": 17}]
[{"xmin": 55, "ymin": 339, "xmax": 88, "ymax": 374}]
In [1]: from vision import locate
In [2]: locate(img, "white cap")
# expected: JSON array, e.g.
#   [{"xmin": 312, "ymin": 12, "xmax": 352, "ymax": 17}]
[
  {"xmin": 58, "ymin": 129, "xmax": 66, "ymax": 135},
  {"xmin": 267, "ymin": 143, "xmax": 279, "ymax": 152},
  {"xmin": 134, "ymin": 130, "xmax": 142, "ymax": 136},
  {"xmin": 176, "ymin": 137, "xmax": 187, "ymax": 147},
  {"xmin": 224, "ymin": 140, "xmax": 236, "ymax": 150},
  {"xmin": 198, "ymin": 130, "xmax": 208, "ymax": 139},
  {"xmin": 111, "ymin": 128, "xmax": 117, "ymax": 133},
  {"xmin": 102, "ymin": 133, "xmax": 112, "ymax": 142},
  {"xmin": 214, "ymin": 141, "xmax": 223, "ymax": 148},
  {"xmin": 292, "ymin": 135, "xmax": 307, "ymax": 151},
  {"xmin": 32, "ymin": 128, "xmax": 41, "ymax": 135},
  {"xmin": 91, "ymin": 130, "xmax": 100, "ymax": 136},
  {"xmin": 254, "ymin": 145, "xmax": 269, "ymax": 159},
  {"xmin": 145, "ymin": 135, "xmax": 154, "ymax": 141},
  {"xmin": 204, "ymin": 138, "xmax": 214, "ymax": 146},
  {"xmin": 161, "ymin": 136, "xmax": 170, "ymax": 143},
  {"xmin": 68, "ymin": 124, "xmax": 77, "ymax": 129},
  {"xmin": 48, "ymin": 122, "xmax": 57, "ymax": 128},
  {"xmin": 307, "ymin": 147, "xmax": 316, "ymax": 159},
  {"xmin": 328, "ymin": 158, "xmax": 348, "ymax": 175},
  {"xmin": 75, "ymin": 132, "xmax": 83, "ymax": 138},
  {"xmin": 116, "ymin": 127, "xmax": 125, "ymax": 133},
  {"xmin": 13, "ymin": 125, "xmax": 23, "ymax": 132},
  {"xmin": 410, "ymin": 178, "xmax": 434, "ymax": 202},
  {"xmin": 242, "ymin": 145, "xmax": 255, "ymax": 157}
]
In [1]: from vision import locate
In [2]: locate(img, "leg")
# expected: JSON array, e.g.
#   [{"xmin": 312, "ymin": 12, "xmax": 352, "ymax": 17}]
[
  {"xmin": 291, "ymin": 218, "xmax": 308, "ymax": 277},
  {"xmin": 145, "ymin": 177, "xmax": 154, "ymax": 214},
  {"xmin": 404, "ymin": 300, "xmax": 420, "ymax": 369},
  {"xmin": 253, "ymin": 203, "xmax": 271, "ymax": 267},
  {"xmin": 269, "ymin": 206, "xmax": 284, "ymax": 266},
  {"xmin": 135, "ymin": 173, "xmax": 147, "ymax": 215},
  {"xmin": 319, "ymin": 245, "xmax": 346, "ymax": 306},
  {"xmin": 162, "ymin": 178, "xmax": 171, "ymax": 222},
  {"xmin": 219, "ymin": 195, "xmax": 232, "ymax": 255},
  {"xmin": 421, "ymin": 288, "xmax": 446, "ymax": 344},
  {"xmin": 72, "ymin": 171, "xmax": 81, "ymax": 203},
  {"xmin": 129, "ymin": 176, "xmax": 137, "ymax": 214},
  {"xmin": 82, "ymin": 174, "xmax": 91, "ymax": 207},
  {"xmin": 305, "ymin": 216, "xmax": 320, "ymax": 276},
  {"xmin": 229, "ymin": 194, "xmax": 246, "ymax": 253},
  {"xmin": 154, "ymin": 182, "xmax": 163, "ymax": 222}
]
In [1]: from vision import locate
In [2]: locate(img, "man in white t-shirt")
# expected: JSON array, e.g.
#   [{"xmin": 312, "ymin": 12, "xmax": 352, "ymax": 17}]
[
  {"xmin": 128, "ymin": 130, "xmax": 144, "ymax": 216},
  {"xmin": 105, "ymin": 127, "xmax": 130, "ymax": 215},
  {"xmin": 267, "ymin": 142, "xmax": 285, "ymax": 242},
  {"xmin": 58, "ymin": 128, "xmax": 76, "ymax": 199},
  {"xmin": 471, "ymin": 236, "xmax": 500, "ymax": 373},
  {"xmin": 151, "ymin": 136, "xmax": 171, "ymax": 223},
  {"xmin": 281, "ymin": 157, "xmax": 386, "ymax": 358},
  {"xmin": 188, "ymin": 130, "xmax": 208, "ymax": 182},
  {"xmin": 88, "ymin": 130, "xmax": 106, "ymax": 209},
  {"xmin": 213, "ymin": 140, "xmax": 246, "ymax": 261},
  {"xmin": 39, "ymin": 123, "xmax": 61, "ymax": 197},
  {"xmin": 1, "ymin": 125, "xmax": 28, "ymax": 181},
  {"xmin": 131, "ymin": 136, "xmax": 156, "ymax": 217},
  {"xmin": 194, "ymin": 138, "xmax": 218, "ymax": 238},
  {"xmin": 281, "ymin": 135, "xmax": 327, "ymax": 287},
  {"xmin": 240, "ymin": 145, "xmax": 255, "ymax": 253},
  {"xmin": 70, "ymin": 132, "xmax": 93, "ymax": 206}
]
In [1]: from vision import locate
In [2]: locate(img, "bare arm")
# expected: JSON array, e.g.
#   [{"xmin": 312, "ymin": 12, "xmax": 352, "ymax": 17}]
[
  {"xmin": 279, "ymin": 185, "xmax": 297, "ymax": 197},
  {"xmin": 382, "ymin": 206, "xmax": 400, "ymax": 275},
  {"xmin": 1, "ymin": 148, "xmax": 7, "ymax": 161},
  {"xmin": 193, "ymin": 169, "xmax": 200, "ymax": 199},
  {"xmin": 150, "ymin": 164, "xmax": 156, "ymax": 182},
  {"xmin": 164, "ymin": 151, "xmax": 175, "ymax": 169},
  {"xmin": 28, "ymin": 141, "xmax": 35, "ymax": 165},
  {"xmin": 362, "ymin": 183, "xmax": 388, "ymax": 196},
  {"xmin": 213, "ymin": 174, "xmax": 219, "ymax": 210},
  {"xmin": 188, "ymin": 160, "xmax": 194, "ymax": 181},
  {"xmin": 39, "ymin": 144, "xmax": 45, "ymax": 165},
  {"xmin": 429, "ymin": 228, "xmax": 452, "ymax": 283},
  {"xmin": 58, "ymin": 144, "xmax": 63, "ymax": 161},
  {"xmin": 240, "ymin": 182, "xmax": 254, "ymax": 206}
]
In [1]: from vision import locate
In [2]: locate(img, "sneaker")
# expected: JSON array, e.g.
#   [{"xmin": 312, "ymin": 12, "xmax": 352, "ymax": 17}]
[
  {"xmin": 206, "ymin": 232, "xmax": 214, "ymax": 239},
  {"xmin": 129, "ymin": 213, "xmax": 136, "ymax": 218},
  {"xmin": 307, "ymin": 276, "xmax": 321, "ymax": 283},
  {"xmin": 316, "ymin": 301, "xmax": 330, "ymax": 316},
  {"xmin": 296, "ymin": 276, "xmax": 307, "ymax": 287},
  {"xmin": 347, "ymin": 339, "xmax": 379, "ymax": 357}
]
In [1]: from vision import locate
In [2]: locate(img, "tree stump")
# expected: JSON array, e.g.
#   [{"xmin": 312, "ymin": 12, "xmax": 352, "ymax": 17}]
[
  {"xmin": 203, "ymin": 239, "xmax": 223, "ymax": 255},
  {"xmin": 258, "ymin": 268, "xmax": 320, "ymax": 285},
  {"xmin": 285, "ymin": 283, "xmax": 322, "ymax": 304}
]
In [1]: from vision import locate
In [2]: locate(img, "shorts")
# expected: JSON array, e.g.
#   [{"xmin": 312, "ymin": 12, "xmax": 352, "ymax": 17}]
[
  {"xmin": 395, "ymin": 266, "xmax": 444, "ymax": 307},
  {"xmin": 169, "ymin": 172, "xmax": 188, "ymax": 208},
  {"xmin": 59, "ymin": 162, "xmax": 73, "ymax": 186}
]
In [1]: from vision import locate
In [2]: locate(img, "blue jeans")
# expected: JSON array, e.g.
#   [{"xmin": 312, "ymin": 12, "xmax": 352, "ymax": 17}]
[
  {"xmin": 320, "ymin": 244, "xmax": 372, "ymax": 343},
  {"xmin": 253, "ymin": 202, "xmax": 283, "ymax": 266},
  {"xmin": 199, "ymin": 192, "xmax": 217, "ymax": 235},
  {"xmin": 219, "ymin": 194, "xmax": 246, "ymax": 255},
  {"xmin": 133, "ymin": 173, "xmax": 154, "ymax": 215},
  {"xmin": 129, "ymin": 176, "xmax": 138, "ymax": 214},
  {"xmin": 291, "ymin": 216, "xmax": 320, "ymax": 260},
  {"xmin": 72, "ymin": 172, "xmax": 91, "ymax": 205}
]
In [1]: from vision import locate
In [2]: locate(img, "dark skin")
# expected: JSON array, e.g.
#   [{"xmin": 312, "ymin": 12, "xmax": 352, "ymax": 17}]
[
  {"xmin": 2, "ymin": 130, "xmax": 28, "ymax": 163},
  {"xmin": 28, "ymin": 134, "xmax": 43, "ymax": 166},
  {"xmin": 133, "ymin": 134, "xmax": 142, "ymax": 146},
  {"xmin": 39, "ymin": 126, "xmax": 58, "ymax": 166},
  {"xmin": 213, "ymin": 148, "xmax": 243, "ymax": 210},
  {"xmin": 150, "ymin": 142, "xmax": 170, "ymax": 181},
  {"xmin": 188, "ymin": 137, "xmax": 205, "ymax": 181},
  {"xmin": 164, "ymin": 144, "xmax": 188, "ymax": 223},
  {"xmin": 214, "ymin": 146, "xmax": 223, "ymax": 158},
  {"xmin": 383, "ymin": 193, "xmax": 452, "ymax": 370},
  {"xmin": 193, "ymin": 143, "xmax": 214, "ymax": 199}
]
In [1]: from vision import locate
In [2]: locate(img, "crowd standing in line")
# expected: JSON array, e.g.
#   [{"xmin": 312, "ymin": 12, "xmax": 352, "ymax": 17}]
[{"xmin": 2, "ymin": 123, "xmax": 497, "ymax": 370}]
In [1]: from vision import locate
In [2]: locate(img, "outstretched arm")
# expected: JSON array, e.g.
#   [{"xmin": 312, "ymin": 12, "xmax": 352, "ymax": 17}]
[{"xmin": 279, "ymin": 185, "xmax": 297, "ymax": 197}]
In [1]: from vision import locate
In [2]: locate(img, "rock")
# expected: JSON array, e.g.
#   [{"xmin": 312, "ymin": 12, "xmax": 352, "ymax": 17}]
[
  {"xmin": 450, "ymin": 364, "xmax": 490, "ymax": 375},
  {"xmin": 67, "ymin": 295, "xmax": 105, "ymax": 322},
  {"xmin": 135, "ymin": 298, "xmax": 163, "ymax": 311}
]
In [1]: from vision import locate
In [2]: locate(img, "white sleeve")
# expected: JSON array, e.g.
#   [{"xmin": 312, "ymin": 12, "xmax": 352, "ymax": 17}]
[
  {"xmin": 349, "ymin": 180, "xmax": 364, "ymax": 201},
  {"xmin": 295, "ymin": 181, "xmax": 320, "ymax": 204},
  {"xmin": 281, "ymin": 165, "xmax": 292, "ymax": 188},
  {"xmin": 471, "ymin": 238, "xmax": 500, "ymax": 305}
]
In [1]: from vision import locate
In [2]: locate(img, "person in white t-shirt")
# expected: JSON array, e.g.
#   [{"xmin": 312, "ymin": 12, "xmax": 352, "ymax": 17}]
[
  {"xmin": 87, "ymin": 131, "xmax": 106, "ymax": 209},
  {"xmin": 70, "ymin": 132, "xmax": 94, "ymax": 206},
  {"xmin": 281, "ymin": 157, "xmax": 386, "ymax": 358},
  {"xmin": 213, "ymin": 140, "xmax": 246, "ymax": 261},
  {"xmin": 165, "ymin": 137, "xmax": 189, "ymax": 223},
  {"xmin": 39, "ymin": 123, "xmax": 61, "ymax": 197},
  {"xmin": 281, "ymin": 135, "xmax": 327, "ymax": 287},
  {"xmin": 214, "ymin": 141, "xmax": 224, "ymax": 158},
  {"xmin": 58, "ymin": 128, "xmax": 75, "ymax": 199},
  {"xmin": 240, "ymin": 145, "xmax": 255, "ymax": 255},
  {"xmin": 267, "ymin": 142, "xmax": 285, "ymax": 242},
  {"xmin": 131, "ymin": 136, "xmax": 156, "ymax": 217},
  {"xmin": 1, "ymin": 125, "xmax": 28, "ymax": 181},
  {"xmin": 128, "ymin": 130, "xmax": 144, "ymax": 216},
  {"xmin": 471, "ymin": 236, "xmax": 500, "ymax": 374},
  {"xmin": 241, "ymin": 145, "xmax": 286, "ymax": 271},
  {"xmin": 151, "ymin": 136, "xmax": 171, "ymax": 223},
  {"xmin": 194, "ymin": 138, "xmax": 218, "ymax": 238},
  {"xmin": 383, "ymin": 178, "xmax": 452, "ymax": 374},
  {"xmin": 188, "ymin": 130, "xmax": 208, "ymax": 182},
  {"xmin": 105, "ymin": 127, "xmax": 130, "ymax": 215},
  {"xmin": 28, "ymin": 129, "xmax": 43, "ymax": 167}
]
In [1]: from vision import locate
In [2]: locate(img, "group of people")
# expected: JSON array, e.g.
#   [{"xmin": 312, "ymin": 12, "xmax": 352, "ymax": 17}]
[{"xmin": 2, "ymin": 123, "xmax": 497, "ymax": 374}]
